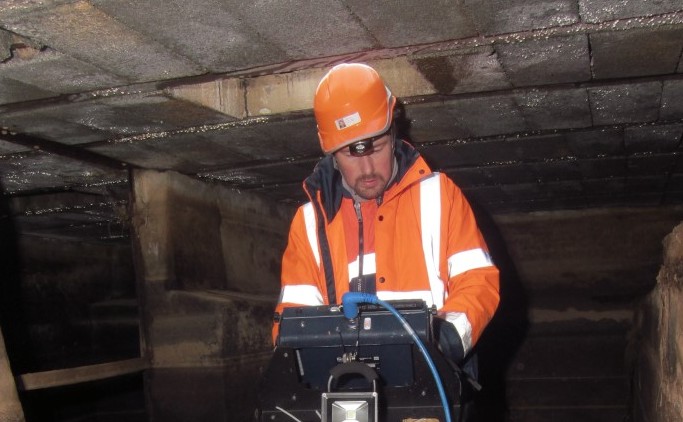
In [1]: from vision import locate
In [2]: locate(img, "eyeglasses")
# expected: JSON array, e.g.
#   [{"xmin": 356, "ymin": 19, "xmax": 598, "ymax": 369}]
[{"xmin": 347, "ymin": 129, "xmax": 392, "ymax": 157}]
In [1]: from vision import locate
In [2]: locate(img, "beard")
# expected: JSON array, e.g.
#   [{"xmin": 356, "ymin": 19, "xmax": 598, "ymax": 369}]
[{"xmin": 352, "ymin": 173, "xmax": 388, "ymax": 200}]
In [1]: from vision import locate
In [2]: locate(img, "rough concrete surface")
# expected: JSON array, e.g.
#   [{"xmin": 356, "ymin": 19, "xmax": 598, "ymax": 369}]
[
  {"xmin": 0, "ymin": 328, "xmax": 24, "ymax": 422},
  {"xmin": 632, "ymin": 222, "xmax": 683, "ymax": 422}
]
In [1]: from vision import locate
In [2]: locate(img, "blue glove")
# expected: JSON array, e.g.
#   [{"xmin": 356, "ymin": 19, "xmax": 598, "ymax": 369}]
[{"xmin": 435, "ymin": 317, "xmax": 465, "ymax": 364}]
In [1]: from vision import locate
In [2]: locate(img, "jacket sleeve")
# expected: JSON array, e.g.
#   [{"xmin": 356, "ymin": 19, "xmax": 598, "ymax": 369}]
[
  {"xmin": 438, "ymin": 175, "xmax": 500, "ymax": 356},
  {"xmin": 272, "ymin": 204, "xmax": 324, "ymax": 344}
]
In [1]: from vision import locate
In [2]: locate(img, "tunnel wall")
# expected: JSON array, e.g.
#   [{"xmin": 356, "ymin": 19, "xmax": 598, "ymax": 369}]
[
  {"xmin": 130, "ymin": 169, "xmax": 292, "ymax": 422},
  {"xmin": 631, "ymin": 222, "xmax": 683, "ymax": 422},
  {"xmin": 0, "ymin": 326, "xmax": 24, "ymax": 422},
  {"xmin": 16, "ymin": 237, "xmax": 137, "ymax": 371},
  {"xmin": 493, "ymin": 207, "xmax": 683, "ymax": 302},
  {"xmin": 471, "ymin": 207, "xmax": 683, "ymax": 421}
]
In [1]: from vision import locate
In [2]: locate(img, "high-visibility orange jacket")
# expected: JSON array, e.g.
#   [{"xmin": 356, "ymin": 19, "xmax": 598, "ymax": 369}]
[{"xmin": 274, "ymin": 140, "xmax": 500, "ymax": 355}]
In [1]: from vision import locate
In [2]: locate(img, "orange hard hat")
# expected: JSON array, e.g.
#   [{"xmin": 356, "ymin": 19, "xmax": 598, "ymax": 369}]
[{"xmin": 314, "ymin": 63, "xmax": 396, "ymax": 154}]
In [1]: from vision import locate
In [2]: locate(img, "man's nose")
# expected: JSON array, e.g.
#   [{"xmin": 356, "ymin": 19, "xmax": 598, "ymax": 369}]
[{"xmin": 356, "ymin": 155, "xmax": 374, "ymax": 174}]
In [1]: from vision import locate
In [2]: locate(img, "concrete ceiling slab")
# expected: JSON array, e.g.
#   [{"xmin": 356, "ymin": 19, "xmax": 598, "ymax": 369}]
[
  {"xmin": 98, "ymin": 94, "xmax": 238, "ymax": 131},
  {"xmin": 0, "ymin": 137, "xmax": 30, "ymax": 155},
  {"xmin": 506, "ymin": 133, "xmax": 575, "ymax": 161},
  {"xmin": 528, "ymin": 160, "xmax": 583, "ymax": 182},
  {"xmin": 448, "ymin": 167, "xmax": 499, "ymax": 187},
  {"xmin": 499, "ymin": 180, "xmax": 584, "ymax": 205},
  {"xmin": 626, "ymin": 175, "xmax": 669, "ymax": 194},
  {"xmin": 0, "ymin": 1, "xmax": 203, "ymax": 83},
  {"xmin": 9, "ymin": 189, "xmax": 128, "ymax": 240},
  {"xmin": 406, "ymin": 102, "xmax": 474, "ymax": 143},
  {"xmin": 469, "ymin": 163, "xmax": 539, "ymax": 186},
  {"xmin": 0, "ymin": 110, "xmax": 112, "ymax": 146},
  {"xmin": 422, "ymin": 133, "xmax": 576, "ymax": 170},
  {"xmin": 56, "ymin": 101, "xmax": 174, "ymax": 136},
  {"xmin": 590, "ymin": 27, "xmax": 683, "ymax": 79},
  {"xmin": 9, "ymin": 188, "xmax": 128, "ymax": 214},
  {"xmin": 578, "ymin": 157, "xmax": 627, "ymax": 178},
  {"xmin": 227, "ymin": 0, "xmax": 374, "ymax": 59},
  {"xmin": 202, "ymin": 161, "xmax": 315, "ymax": 190},
  {"xmin": 582, "ymin": 177, "xmax": 626, "ymax": 196},
  {"xmin": 0, "ymin": 150, "xmax": 126, "ymax": 193},
  {"xmin": 198, "ymin": 118, "xmax": 321, "ymax": 161},
  {"xmin": 240, "ymin": 183, "xmax": 308, "ymax": 206},
  {"xmin": 566, "ymin": 128, "xmax": 625, "ymax": 157},
  {"xmin": 627, "ymin": 154, "xmax": 679, "ymax": 177},
  {"xmin": 91, "ymin": 0, "xmax": 287, "ymax": 72},
  {"xmin": 245, "ymin": 69, "xmax": 326, "ymax": 116},
  {"xmin": 514, "ymin": 87, "xmax": 592, "ymax": 131},
  {"xmin": 624, "ymin": 124, "xmax": 683, "ymax": 153},
  {"xmin": 668, "ymin": 173, "xmax": 683, "ymax": 193},
  {"xmin": 0, "ymin": 48, "xmax": 127, "ymax": 94},
  {"xmin": 419, "ymin": 138, "xmax": 513, "ymax": 168},
  {"xmin": 409, "ymin": 47, "xmax": 511, "ymax": 95},
  {"xmin": 661, "ymin": 79, "xmax": 683, "ymax": 120},
  {"xmin": 588, "ymin": 81, "xmax": 662, "ymax": 125},
  {"xmin": 0, "ymin": 26, "xmax": 10, "ymax": 58},
  {"xmin": 0, "ymin": 75, "xmax": 54, "ymax": 104},
  {"xmin": 131, "ymin": 134, "xmax": 253, "ymax": 172},
  {"xmin": 461, "ymin": 0, "xmax": 579, "ymax": 34},
  {"xmin": 447, "ymin": 94, "xmax": 528, "ymax": 137},
  {"xmin": 458, "ymin": 184, "xmax": 507, "ymax": 208},
  {"xmin": 579, "ymin": 0, "xmax": 683, "ymax": 23},
  {"xmin": 368, "ymin": 57, "xmax": 437, "ymax": 97},
  {"xmin": 0, "ymin": 1, "xmax": 682, "ymax": 239},
  {"xmin": 496, "ymin": 34, "xmax": 591, "ymax": 87},
  {"xmin": 6, "ymin": 94, "xmax": 235, "ymax": 139},
  {"xmin": 13, "ymin": 213, "xmax": 128, "ymax": 240},
  {"xmin": 345, "ymin": 0, "xmax": 477, "ymax": 47}
]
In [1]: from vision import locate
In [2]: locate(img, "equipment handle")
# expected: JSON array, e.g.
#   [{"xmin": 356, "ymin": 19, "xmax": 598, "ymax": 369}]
[{"xmin": 327, "ymin": 362, "xmax": 379, "ymax": 392}]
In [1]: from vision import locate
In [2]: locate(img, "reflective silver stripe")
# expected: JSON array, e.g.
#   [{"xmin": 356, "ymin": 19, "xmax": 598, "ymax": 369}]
[
  {"xmin": 420, "ymin": 174, "xmax": 444, "ymax": 308},
  {"xmin": 302, "ymin": 202, "xmax": 320, "ymax": 268},
  {"xmin": 280, "ymin": 284, "xmax": 324, "ymax": 306},
  {"xmin": 347, "ymin": 252, "xmax": 377, "ymax": 281},
  {"xmin": 442, "ymin": 311, "xmax": 473, "ymax": 355},
  {"xmin": 448, "ymin": 248, "xmax": 494, "ymax": 278},
  {"xmin": 377, "ymin": 290, "xmax": 434, "ymax": 306}
]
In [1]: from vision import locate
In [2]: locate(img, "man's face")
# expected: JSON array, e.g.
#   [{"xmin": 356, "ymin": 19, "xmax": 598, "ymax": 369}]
[{"xmin": 333, "ymin": 133, "xmax": 394, "ymax": 200}]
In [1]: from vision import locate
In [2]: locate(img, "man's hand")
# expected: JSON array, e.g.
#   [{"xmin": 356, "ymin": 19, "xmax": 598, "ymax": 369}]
[{"xmin": 435, "ymin": 317, "xmax": 465, "ymax": 364}]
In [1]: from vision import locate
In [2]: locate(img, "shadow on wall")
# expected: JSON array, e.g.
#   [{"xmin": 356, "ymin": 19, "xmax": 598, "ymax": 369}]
[
  {"xmin": 397, "ymin": 103, "xmax": 531, "ymax": 421},
  {"xmin": 0, "ymin": 180, "xmax": 34, "ymax": 375},
  {"xmin": 471, "ymin": 201, "xmax": 530, "ymax": 422}
]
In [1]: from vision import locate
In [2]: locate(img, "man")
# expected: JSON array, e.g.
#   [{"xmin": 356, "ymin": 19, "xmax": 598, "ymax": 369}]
[{"xmin": 273, "ymin": 62, "xmax": 499, "ymax": 369}]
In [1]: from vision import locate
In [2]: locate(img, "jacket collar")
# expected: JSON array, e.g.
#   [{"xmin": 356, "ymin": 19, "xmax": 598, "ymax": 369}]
[{"xmin": 303, "ymin": 139, "xmax": 428, "ymax": 222}]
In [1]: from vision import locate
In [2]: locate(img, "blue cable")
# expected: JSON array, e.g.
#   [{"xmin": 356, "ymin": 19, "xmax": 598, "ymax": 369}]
[{"xmin": 341, "ymin": 292, "xmax": 452, "ymax": 422}]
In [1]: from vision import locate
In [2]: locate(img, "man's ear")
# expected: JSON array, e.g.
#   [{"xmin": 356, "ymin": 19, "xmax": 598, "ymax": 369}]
[{"xmin": 332, "ymin": 156, "xmax": 338, "ymax": 169}]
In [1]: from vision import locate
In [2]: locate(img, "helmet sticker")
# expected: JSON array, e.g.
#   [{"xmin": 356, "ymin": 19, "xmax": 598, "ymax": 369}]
[{"xmin": 334, "ymin": 112, "xmax": 361, "ymax": 131}]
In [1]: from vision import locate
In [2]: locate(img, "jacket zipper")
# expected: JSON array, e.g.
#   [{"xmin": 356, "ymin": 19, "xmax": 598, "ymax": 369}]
[{"xmin": 354, "ymin": 200, "xmax": 364, "ymax": 291}]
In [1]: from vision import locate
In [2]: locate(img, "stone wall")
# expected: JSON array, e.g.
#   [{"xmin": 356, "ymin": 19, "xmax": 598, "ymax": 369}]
[
  {"xmin": 0, "ymin": 327, "xmax": 24, "ymax": 422},
  {"xmin": 0, "ymin": 196, "xmax": 138, "ymax": 420},
  {"xmin": 131, "ymin": 169, "xmax": 293, "ymax": 421},
  {"xmin": 15, "ymin": 236, "xmax": 137, "ymax": 371},
  {"xmin": 494, "ymin": 208, "xmax": 683, "ymax": 299},
  {"xmin": 631, "ymin": 222, "xmax": 683, "ymax": 422}
]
